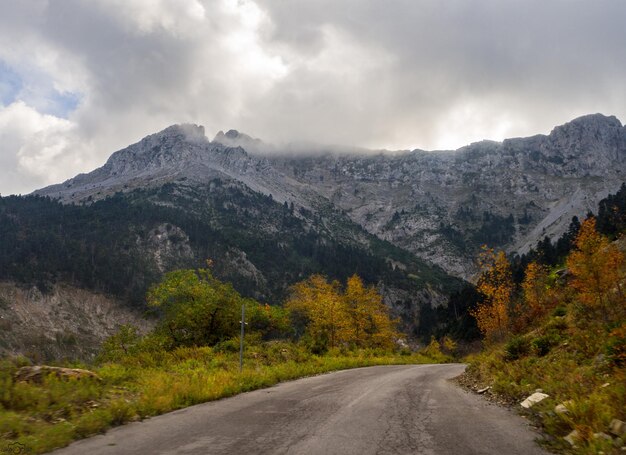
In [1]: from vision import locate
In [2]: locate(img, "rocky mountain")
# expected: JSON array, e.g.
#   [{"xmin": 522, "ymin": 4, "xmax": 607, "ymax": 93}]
[
  {"xmin": 38, "ymin": 113, "xmax": 626, "ymax": 279},
  {"xmin": 2, "ymin": 171, "xmax": 457, "ymax": 358},
  {"xmin": 3, "ymin": 113, "xmax": 623, "ymax": 359}
]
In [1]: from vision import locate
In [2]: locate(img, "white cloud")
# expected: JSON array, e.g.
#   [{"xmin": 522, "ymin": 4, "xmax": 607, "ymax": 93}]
[
  {"xmin": 0, "ymin": 0, "xmax": 625, "ymax": 194},
  {"xmin": 0, "ymin": 101, "xmax": 90, "ymax": 195}
]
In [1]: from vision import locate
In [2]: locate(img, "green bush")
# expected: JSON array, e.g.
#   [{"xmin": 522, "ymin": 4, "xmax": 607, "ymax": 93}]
[
  {"xmin": 504, "ymin": 336, "xmax": 530, "ymax": 361},
  {"xmin": 531, "ymin": 335, "xmax": 558, "ymax": 357},
  {"xmin": 213, "ymin": 338, "xmax": 240, "ymax": 354},
  {"xmin": 552, "ymin": 306, "xmax": 567, "ymax": 317}
]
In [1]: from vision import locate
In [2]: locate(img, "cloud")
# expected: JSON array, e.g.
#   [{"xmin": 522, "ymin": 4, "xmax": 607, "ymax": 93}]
[
  {"xmin": 0, "ymin": 101, "xmax": 86, "ymax": 195},
  {"xmin": 0, "ymin": 0, "xmax": 625, "ymax": 194}
]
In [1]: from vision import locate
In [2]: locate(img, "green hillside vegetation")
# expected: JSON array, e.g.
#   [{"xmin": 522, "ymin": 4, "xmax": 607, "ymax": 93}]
[
  {"xmin": 0, "ymin": 181, "xmax": 460, "ymax": 336},
  {"xmin": 0, "ymin": 271, "xmax": 453, "ymax": 454},
  {"xmin": 464, "ymin": 211, "xmax": 626, "ymax": 453}
]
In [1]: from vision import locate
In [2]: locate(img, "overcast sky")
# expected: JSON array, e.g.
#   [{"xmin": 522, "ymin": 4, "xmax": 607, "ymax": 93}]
[{"xmin": 1, "ymin": 0, "xmax": 625, "ymax": 195}]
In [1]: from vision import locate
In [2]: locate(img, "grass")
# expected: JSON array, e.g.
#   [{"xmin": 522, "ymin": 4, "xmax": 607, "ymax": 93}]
[
  {"xmin": 463, "ymin": 309, "xmax": 626, "ymax": 455},
  {"xmin": 0, "ymin": 341, "xmax": 451, "ymax": 454}
]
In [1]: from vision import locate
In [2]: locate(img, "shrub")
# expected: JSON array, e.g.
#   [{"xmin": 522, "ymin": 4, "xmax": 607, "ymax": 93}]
[
  {"xmin": 606, "ymin": 323, "xmax": 626, "ymax": 367},
  {"xmin": 552, "ymin": 306, "xmax": 567, "ymax": 317},
  {"xmin": 531, "ymin": 334, "xmax": 558, "ymax": 357},
  {"xmin": 213, "ymin": 338, "xmax": 240, "ymax": 354},
  {"xmin": 504, "ymin": 336, "xmax": 530, "ymax": 361}
]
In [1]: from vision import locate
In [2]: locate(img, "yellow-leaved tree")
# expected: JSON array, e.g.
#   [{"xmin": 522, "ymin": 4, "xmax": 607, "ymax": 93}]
[
  {"xmin": 286, "ymin": 275, "xmax": 349, "ymax": 349},
  {"xmin": 286, "ymin": 274, "xmax": 398, "ymax": 351},
  {"xmin": 566, "ymin": 217, "xmax": 625, "ymax": 316},
  {"xmin": 521, "ymin": 261, "xmax": 552, "ymax": 323},
  {"xmin": 344, "ymin": 274, "xmax": 398, "ymax": 350},
  {"xmin": 471, "ymin": 248, "xmax": 513, "ymax": 342}
]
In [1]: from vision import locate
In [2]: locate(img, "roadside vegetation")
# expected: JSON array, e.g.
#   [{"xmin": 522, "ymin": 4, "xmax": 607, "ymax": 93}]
[
  {"xmin": 463, "ymin": 215, "xmax": 626, "ymax": 454},
  {"xmin": 0, "ymin": 271, "xmax": 453, "ymax": 454}
]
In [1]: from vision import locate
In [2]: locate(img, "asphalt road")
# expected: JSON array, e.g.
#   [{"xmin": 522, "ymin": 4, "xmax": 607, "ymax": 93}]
[{"xmin": 52, "ymin": 364, "xmax": 548, "ymax": 455}]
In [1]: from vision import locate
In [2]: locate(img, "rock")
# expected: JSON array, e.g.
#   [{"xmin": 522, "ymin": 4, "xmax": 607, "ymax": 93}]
[
  {"xmin": 34, "ymin": 114, "xmax": 626, "ymax": 281},
  {"xmin": 593, "ymin": 432, "xmax": 613, "ymax": 441},
  {"xmin": 14, "ymin": 365, "xmax": 101, "ymax": 383},
  {"xmin": 601, "ymin": 382, "xmax": 610, "ymax": 388},
  {"xmin": 520, "ymin": 392, "xmax": 549, "ymax": 409},
  {"xmin": 594, "ymin": 354, "xmax": 607, "ymax": 367},
  {"xmin": 477, "ymin": 386, "xmax": 491, "ymax": 394},
  {"xmin": 610, "ymin": 419, "xmax": 626, "ymax": 437},
  {"xmin": 564, "ymin": 430, "xmax": 580, "ymax": 447},
  {"xmin": 554, "ymin": 400, "xmax": 574, "ymax": 415},
  {"xmin": 614, "ymin": 437, "xmax": 624, "ymax": 448},
  {"xmin": 535, "ymin": 388, "xmax": 544, "ymax": 393},
  {"xmin": 554, "ymin": 404, "xmax": 569, "ymax": 415}
]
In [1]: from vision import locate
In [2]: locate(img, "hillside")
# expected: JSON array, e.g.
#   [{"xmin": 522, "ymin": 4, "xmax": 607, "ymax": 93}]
[
  {"xmin": 458, "ymin": 186, "xmax": 626, "ymax": 454},
  {"xmin": 2, "ymin": 113, "xmax": 624, "ymax": 359},
  {"xmin": 0, "ymin": 181, "xmax": 458, "ymax": 358},
  {"xmin": 37, "ymin": 114, "xmax": 626, "ymax": 278}
]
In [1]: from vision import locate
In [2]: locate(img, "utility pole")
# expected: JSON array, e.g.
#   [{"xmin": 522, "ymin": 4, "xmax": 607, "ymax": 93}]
[{"xmin": 239, "ymin": 304, "xmax": 246, "ymax": 372}]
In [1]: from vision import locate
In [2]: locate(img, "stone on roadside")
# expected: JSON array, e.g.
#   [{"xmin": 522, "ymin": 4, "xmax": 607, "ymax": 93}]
[
  {"xmin": 593, "ymin": 432, "xmax": 613, "ymax": 441},
  {"xmin": 564, "ymin": 430, "xmax": 580, "ymax": 447},
  {"xmin": 554, "ymin": 404, "xmax": 569, "ymax": 414},
  {"xmin": 477, "ymin": 386, "xmax": 491, "ymax": 394},
  {"xmin": 14, "ymin": 365, "xmax": 101, "ymax": 383},
  {"xmin": 610, "ymin": 419, "xmax": 626, "ymax": 437},
  {"xmin": 554, "ymin": 401, "xmax": 573, "ymax": 415},
  {"xmin": 520, "ymin": 392, "xmax": 549, "ymax": 409}
]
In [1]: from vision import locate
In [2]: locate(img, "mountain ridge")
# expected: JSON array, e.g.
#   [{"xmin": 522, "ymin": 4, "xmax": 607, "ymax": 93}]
[{"xmin": 36, "ymin": 113, "xmax": 626, "ymax": 278}]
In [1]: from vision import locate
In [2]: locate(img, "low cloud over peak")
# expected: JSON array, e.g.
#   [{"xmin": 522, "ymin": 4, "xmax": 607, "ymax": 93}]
[{"xmin": 1, "ymin": 0, "xmax": 626, "ymax": 195}]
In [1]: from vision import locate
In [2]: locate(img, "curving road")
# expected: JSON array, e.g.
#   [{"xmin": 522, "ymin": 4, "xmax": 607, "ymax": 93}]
[{"xmin": 52, "ymin": 364, "xmax": 547, "ymax": 455}]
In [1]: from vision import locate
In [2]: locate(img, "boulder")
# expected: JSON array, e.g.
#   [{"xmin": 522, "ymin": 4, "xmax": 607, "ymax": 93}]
[
  {"xmin": 554, "ymin": 400, "xmax": 573, "ymax": 415},
  {"xmin": 520, "ymin": 392, "xmax": 549, "ymax": 408},
  {"xmin": 14, "ymin": 365, "xmax": 101, "ymax": 383},
  {"xmin": 609, "ymin": 419, "xmax": 626, "ymax": 437},
  {"xmin": 564, "ymin": 430, "xmax": 580, "ymax": 447},
  {"xmin": 593, "ymin": 432, "xmax": 613, "ymax": 442},
  {"xmin": 554, "ymin": 404, "xmax": 569, "ymax": 415}
]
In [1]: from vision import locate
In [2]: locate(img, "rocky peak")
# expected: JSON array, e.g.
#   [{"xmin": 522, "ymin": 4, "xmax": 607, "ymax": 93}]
[
  {"xmin": 544, "ymin": 113, "xmax": 625, "ymax": 168},
  {"xmin": 101, "ymin": 123, "xmax": 210, "ymax": 172},
  {"xmin": 213, "ymin": 129, "xmax": 265, "ymax": 153},
  {"xmin": 548, "ymin": 113, "xmax": 624, "ymax": 148},
  {"xmin": 551, "ymin": 113, "xmax": 622, "ymax": 134},
  {"xmin": 157, "ymin": 123, "xmax": 207, "ymax": 142},
  {"xmin": 225, "ymin": 129, "xmax": 242, "ymax": 139}
]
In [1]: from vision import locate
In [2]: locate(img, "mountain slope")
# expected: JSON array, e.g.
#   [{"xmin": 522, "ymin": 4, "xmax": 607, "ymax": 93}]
[
  {"xmin": 37, "ymin": 114, "xmax": 626, "ymax": 279},
  {"xmin": 2, "ymin": 180, "xmax": 459, "ymax": 347},
  {"xmin": 263, "ymin": 114, "xmax": 626, "ymax": 276}
]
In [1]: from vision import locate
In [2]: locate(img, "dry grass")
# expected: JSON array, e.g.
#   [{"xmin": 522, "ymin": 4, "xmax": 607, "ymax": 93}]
[{"xmin": 0, "ymin": 342, "xmax": 449, "ymax": 454}]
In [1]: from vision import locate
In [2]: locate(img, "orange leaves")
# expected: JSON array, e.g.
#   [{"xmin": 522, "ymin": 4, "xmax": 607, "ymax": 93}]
[
  {"xmin": 522, "ymin": 261, "xmax": 551, "ymax": 321},
  {"xmin": 471, "ymin": 248, "xmax": 513, "ymax": 342},
  {"xmin": 566, "ymin": 218, "xmax": 625, "ymax": 312}
]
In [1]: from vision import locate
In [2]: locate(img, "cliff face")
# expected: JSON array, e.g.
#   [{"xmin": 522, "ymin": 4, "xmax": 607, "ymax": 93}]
[
  {"xmin": 265, "ymin": 114, "xmax": 625, "ymax": 276},
  {"xmin": 37, "ymin": 114, "xmax": 626, "ymax": 278},
  {"xmin": 0, "ymin": 282, "xmax": 153, "ymax": 361}
]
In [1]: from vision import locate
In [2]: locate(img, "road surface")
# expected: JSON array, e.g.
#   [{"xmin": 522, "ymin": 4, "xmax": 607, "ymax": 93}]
[{"xmin": 52, "ymin": 364, "xmax": 547, "ymax": 455}]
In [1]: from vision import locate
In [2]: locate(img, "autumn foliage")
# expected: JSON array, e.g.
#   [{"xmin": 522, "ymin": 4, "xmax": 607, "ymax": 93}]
[
  {"xmin": 519, "ymin": 261, "xmax": 555, "ymax": 327},
  {"xmin": 471, "ymin": 248, "xmax": 513, "ymax": 342},
  {"xmin": 566, "ymin": 217, "xmax": 625, "ymax": 314},
  {"xmin": 472, "ymin": 217, "xmax": 625, "ymax": 345},
  {"xmin": 286, "ymin": 274, "xmax": 399, "ymax": 350}
]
